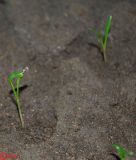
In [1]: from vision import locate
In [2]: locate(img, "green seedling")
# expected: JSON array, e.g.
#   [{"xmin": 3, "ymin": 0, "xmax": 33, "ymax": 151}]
[
  {"xmin": 91, "ymin": 15, "xmax": 112, "ymax": 62},
  {"xmin": 112, "ymin": 144, "xmax": 134, "ymax": 160},
  {"xmin": 8, "ymin": 67, "xmax": 28, "ymax": 127}
]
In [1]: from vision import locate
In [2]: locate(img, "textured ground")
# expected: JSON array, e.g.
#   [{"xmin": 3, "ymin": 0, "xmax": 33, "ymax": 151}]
[{"xmin": 0, "ymin": 0, "xmax": 135, "ymax": 159}]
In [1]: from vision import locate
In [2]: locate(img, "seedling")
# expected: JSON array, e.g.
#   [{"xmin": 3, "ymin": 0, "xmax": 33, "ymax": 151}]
[
  {"xmin": 112, "ymin": 144, "xmax": 134, "ymax": 160},
  {"xmin": 8, "ymin": 67, "xmax": 28, "ymax": 127},
  {"xmin": 90, "ymin": 15, "xmax": 112, "ymax": 62}
]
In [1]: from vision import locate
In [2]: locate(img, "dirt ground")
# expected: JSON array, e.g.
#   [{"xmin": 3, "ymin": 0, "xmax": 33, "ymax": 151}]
[{"xmin": 0, "ymin": 0, "xmax": 135, "ymax": 159}]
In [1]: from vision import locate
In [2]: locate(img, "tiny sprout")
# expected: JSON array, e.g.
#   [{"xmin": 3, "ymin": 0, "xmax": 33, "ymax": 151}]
[
  {"xmin": 90, "ymin": 15, "xmax": 112, "ymax": 62},
  {"xmin": 112, "ymin": 144, "xmax": 134, "ymax": 160},
  {"xmin": 8, "ymin": 67, "xmax": 29, "ymax": 127}
]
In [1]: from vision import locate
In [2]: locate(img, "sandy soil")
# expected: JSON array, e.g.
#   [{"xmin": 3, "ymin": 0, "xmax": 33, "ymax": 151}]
[{"xmin": 0, "ymin": 0, "xmax": 135, "ymax": 159}]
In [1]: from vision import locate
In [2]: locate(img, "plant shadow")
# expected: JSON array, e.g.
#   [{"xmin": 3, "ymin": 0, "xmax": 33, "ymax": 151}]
[
  {"xmin": 110, "ymin": 153, "xmax": 121, "ymax": 160},
  {"xmin": 88, "ymin": 42, "xmax": 104, "ymax": 61},
  {"xmin": 0, "ymin": 0, "xmax": 5, "ymax": 4},
  {"xmin": 9, "ymin": 85, "xmax": 28, "ymax": 95},
  {"xmin": 9, "ymin": 85, "xmax": 28, "ymax": 109}
]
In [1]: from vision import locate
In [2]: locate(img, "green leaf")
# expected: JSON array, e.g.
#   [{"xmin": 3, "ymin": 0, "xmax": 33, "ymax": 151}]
[
  {"xmin": 91, "ymin": 28, "xmax": 102, "ymax": 39},
  {"xmin": 112, "ymin": 144, "xmax": 126, "ymax": 159},
  {"xmin": 89, "ymin": 16, "xmax": 112, "ymax": 62},
  {"xmin": 112, "ymin": 144, "xmax": 134, "ymax": 160},
  {"xmin": 103, "ymin": 15, "xmax": 112, "ymax": 47},
  {"xmin": 8, "ymin": 71, "xmax": 24, "ymax": 82}
]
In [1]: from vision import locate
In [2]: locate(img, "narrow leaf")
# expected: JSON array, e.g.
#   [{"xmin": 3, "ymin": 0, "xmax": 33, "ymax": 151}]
[{"xmin": 103, "ymin": 15, "xmax": 112, "ymax": 47}]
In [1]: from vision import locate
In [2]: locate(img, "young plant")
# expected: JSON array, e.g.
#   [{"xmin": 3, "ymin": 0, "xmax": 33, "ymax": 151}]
[
  {"xmin": 91, "ymin": 15, "xmax": 112, "ymax": 62},
  {"xmin": 112, "ymin": 144, "xmax": 134, "ymax": 160},
  {"xmin": 8, "ymin": 67, "xmax": 28, "ymax": 127}
]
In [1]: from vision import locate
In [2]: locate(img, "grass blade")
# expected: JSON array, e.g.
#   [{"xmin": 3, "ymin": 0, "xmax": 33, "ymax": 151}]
[{"xmin": 103, "ymin": 15, "xmax": 112, "ymax": 49}]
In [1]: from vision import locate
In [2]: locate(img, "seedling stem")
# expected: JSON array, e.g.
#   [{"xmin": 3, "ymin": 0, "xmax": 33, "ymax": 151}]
[
  {"xmin": 8, "ymin": 67, "xmax": 28, "ymax": 127},
  {"xmin": 10, "ymin": 78, "xmax": 24, "ymax": 127}
]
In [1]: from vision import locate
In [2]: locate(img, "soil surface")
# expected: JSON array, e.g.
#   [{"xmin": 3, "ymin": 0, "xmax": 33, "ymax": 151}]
[{"xmin": 0, "ymin": 0, "xmax": 135, "ymax": 159}]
